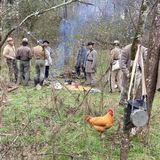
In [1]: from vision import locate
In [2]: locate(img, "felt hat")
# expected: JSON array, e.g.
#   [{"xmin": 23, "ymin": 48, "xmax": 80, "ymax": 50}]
[
  {"xmin": 87, "ymin": 42, "xmax": 95, "ymax": 46},
  {"xmin": 7, "ymin": 37, "xmax": 13, "ymax": 42},
  {"xmin": 113, "ymin": 40, "xmax": 120, "ymax": 45},
  {"xmin": 43, "ymin": 40, "xmax": 50, "ymax": 44},
  {"xmin": 22, "ymin": 38, "xmax": 28, "ymax": 42}
]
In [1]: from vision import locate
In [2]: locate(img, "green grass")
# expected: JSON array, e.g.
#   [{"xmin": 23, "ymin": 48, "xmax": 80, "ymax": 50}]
[
  {"xmin": 1, "ymin": 86, "xmax": 160, "ymax": 160},
  {"xmin": 0, "ymin": 50, "xmax": 160, "ymax": 159}
]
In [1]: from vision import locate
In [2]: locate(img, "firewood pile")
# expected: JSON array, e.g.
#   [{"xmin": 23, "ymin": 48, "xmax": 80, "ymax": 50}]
[
  {"xmin": 0, "ymin": 81, "xmax": 18, "ymax": 93},
  {"xmin": 58, "ymin": 69, "xmax": 77, "ymax": 79},
  {"xmin": 0, "ymin": 80, "xmax": 18, "ymax": 126},
  {"xmin": 0, "ymin": 81, "xmax": 8, "ymax": 108}
]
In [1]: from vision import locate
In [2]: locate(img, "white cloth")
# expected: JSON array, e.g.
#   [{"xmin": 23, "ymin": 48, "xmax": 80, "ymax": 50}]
[{"xmin": 45, "ymin": 49, "xmax": 52, "ymax": 66}]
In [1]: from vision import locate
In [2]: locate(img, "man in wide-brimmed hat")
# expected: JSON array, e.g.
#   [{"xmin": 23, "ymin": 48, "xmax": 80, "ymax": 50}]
[
  {"xmin": 3, "ymin": 37, "xmax": 18, "ymax": 83},
  {"xmin": 43, "ymin": 40, "xmax": 53, "ymax": 81},
  {"xmin": 85, "ymin": 42, "xmax": 97, "ymax": 86},
  {"xmin": 110, "ymin": 40, "xmax": 122, "ymax": 92},
  {"xmin": 16, "ymin": 38, "xmax": 32, "ymax": 86}
]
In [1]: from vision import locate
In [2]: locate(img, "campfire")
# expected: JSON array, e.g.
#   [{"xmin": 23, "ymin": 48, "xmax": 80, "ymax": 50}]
[{"xmin": 58, "ymin": 68, "xmax": 77, "ymax": 80}]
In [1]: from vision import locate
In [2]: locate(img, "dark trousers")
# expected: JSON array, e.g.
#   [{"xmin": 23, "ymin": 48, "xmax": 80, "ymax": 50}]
[
  {"xmin": 19, "ymin": 61, "xmax": 30, "ymax": 86},
  {"xmin": 76, "ymin": 66, "xmax": 81, "ymax": 76},
  {"xmin": 75, "ymin": 66, "xmax": 86, "ymax": 79},
  {"xmin": 45, "ymin": 66, "xmax": 50, "ymax": 79},
  {"xmin": 6, "ymin": 59, "xmax": 18, "ymax": 82},
  {"xmin": 34, "ymin": 60, "xmax": 45, "ymax": 86}
]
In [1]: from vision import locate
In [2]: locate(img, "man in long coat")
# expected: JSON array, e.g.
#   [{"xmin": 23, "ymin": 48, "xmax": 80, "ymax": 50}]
[
  {"xmin": 110, "ymin": 40, "xmax": 122, "ymax": 92},
  {"xmin": 85, "ymin": 42, "xmax": 97, "ymax": 86},
  {"xmin": 119, "ymin": 37, "xmax": 148, "ymax": 105}
]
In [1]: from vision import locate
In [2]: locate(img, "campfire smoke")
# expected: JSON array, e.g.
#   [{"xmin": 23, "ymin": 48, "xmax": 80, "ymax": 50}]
[{"xmin": 55, "ymin": 0, "xmax": 125, "ymax": 68}]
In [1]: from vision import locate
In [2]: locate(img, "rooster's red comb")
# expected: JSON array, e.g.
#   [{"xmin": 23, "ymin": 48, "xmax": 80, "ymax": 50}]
[{"xmin": 108, "ymin": 108, "xmax": 113, "ymax": 113}]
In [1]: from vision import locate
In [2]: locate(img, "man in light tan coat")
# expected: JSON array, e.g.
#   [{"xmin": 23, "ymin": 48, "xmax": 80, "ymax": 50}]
[
  {"xmin": 33, "ymin": 40, "xmax": 48, "ymax": 90},
  {"xmin": 3, "ymin": 37, "xmax": 18, "ymax": 83},
  {"xmin": 119, "ymin": 37, "xmax": 148, "ymax": 105},
  {"xmin": 110, "ymin": 40, "xmax": 122, "ymax": 92},
  {"xmin": 85, "ymin": 42, "xmax": 97, "ymax": 86}
]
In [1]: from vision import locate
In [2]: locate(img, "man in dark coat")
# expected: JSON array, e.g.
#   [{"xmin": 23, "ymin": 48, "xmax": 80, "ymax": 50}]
[
  {"xmin": 75, "ymin": 41, "xmax": 87, "ymax": 79},
  {"xmin": 16, "ymin": 38, "xmax": 32, "ymax": 86}
]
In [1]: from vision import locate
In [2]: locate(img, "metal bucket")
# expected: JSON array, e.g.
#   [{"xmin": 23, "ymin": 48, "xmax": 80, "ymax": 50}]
[{"xmin": 130, "ymin": 109, "xmax": 149, "ymax": 127}]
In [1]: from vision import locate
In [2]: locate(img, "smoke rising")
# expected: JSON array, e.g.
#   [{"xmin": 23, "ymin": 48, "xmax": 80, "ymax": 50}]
[{"xmin": 55, "ymin": 0, "xmax": 116, "ymax": 68}]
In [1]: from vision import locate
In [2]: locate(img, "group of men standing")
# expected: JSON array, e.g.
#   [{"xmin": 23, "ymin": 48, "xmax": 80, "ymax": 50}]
[
  {"xmin": 2, "ymin": 36, "xmax": 160, "ymax": 100},
  {"xmin": 75, "ymin": 36, "xmax": 160, "ymax": 106},
  {"xmin": 75, "ymin": 40, "xmax": 123, "ymax": 92},
  {"xmin": 75, "ymin": 40, "xmax": 122, "ymax": 92},
  {"xmin": 109, "ymin": 36, "xmax": 160, "ymax": 104},
  {"xmin": 3, "ymin": 37, "xmax": 98, "ymax": 89},
  {"xmin": 109, "ymin": 37, "xmax": 149, "ymax": 105},
  {"xmin": 3, "ymin": 37, "xmax": 53, "ymax": 90}
]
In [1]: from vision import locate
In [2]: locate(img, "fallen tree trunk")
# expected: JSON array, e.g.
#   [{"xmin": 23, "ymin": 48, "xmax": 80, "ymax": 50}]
[{"xmin": 7, "ymin": 85, "xmax": 19, "ymax": 92}]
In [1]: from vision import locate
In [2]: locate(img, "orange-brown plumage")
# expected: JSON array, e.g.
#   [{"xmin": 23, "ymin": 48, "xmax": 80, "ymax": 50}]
[{"xmin": 84, "ymin": 109, "xmax": 114, "ymax": 133}]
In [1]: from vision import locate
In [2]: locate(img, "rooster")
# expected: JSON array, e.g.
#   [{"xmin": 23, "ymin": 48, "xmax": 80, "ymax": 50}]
[{"xmin": 84, "ymin": 109, "xmax": 114, "ymax": 137}]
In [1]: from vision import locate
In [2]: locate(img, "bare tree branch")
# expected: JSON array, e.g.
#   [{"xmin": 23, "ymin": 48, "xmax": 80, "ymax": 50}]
[
  {"xmin": 0, "ymin": 0, "xmax": 85, "ymax": 48},
  {"xmin": 77, "ymin": 0, "xmax": 94, "ymax": 6},
  {"xmin": 127, "ymin": 6, "xmax": 137, "ymax": 31}
]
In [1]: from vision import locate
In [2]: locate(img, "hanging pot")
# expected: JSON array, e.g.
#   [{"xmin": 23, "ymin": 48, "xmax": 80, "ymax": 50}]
[
  {"xmin": 130, "ymin": 108, "xmax": 148, "ymax": 127},
  {"xmin": 130, "ymin": 97, "xmax": 148, "ymax": 127}
]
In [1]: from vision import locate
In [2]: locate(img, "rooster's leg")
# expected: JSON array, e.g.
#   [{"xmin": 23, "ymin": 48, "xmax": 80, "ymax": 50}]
[{"xmin": 100, "ymin": 132, "xmax": 105, "ymax": 139}]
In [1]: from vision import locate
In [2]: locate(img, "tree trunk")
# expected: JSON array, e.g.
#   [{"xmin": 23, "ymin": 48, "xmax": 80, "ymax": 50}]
[
  {"xmin": 120, "ymin": 132, "xmax": 130, "ymax": 160},
  {"xmin": 137, "ymin": 0, "xmax": 160, "ymax": 144},
  {"xmin": 120, "ymin": 0, "xmax": 151, "ymax": 159},
  {"xmin": 146, "ymin": 1, "xmax": 160, "ymax": 119},
  {"xmin": 131, "ymin": 0, "xmax": 150, "ymax": 60}
]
